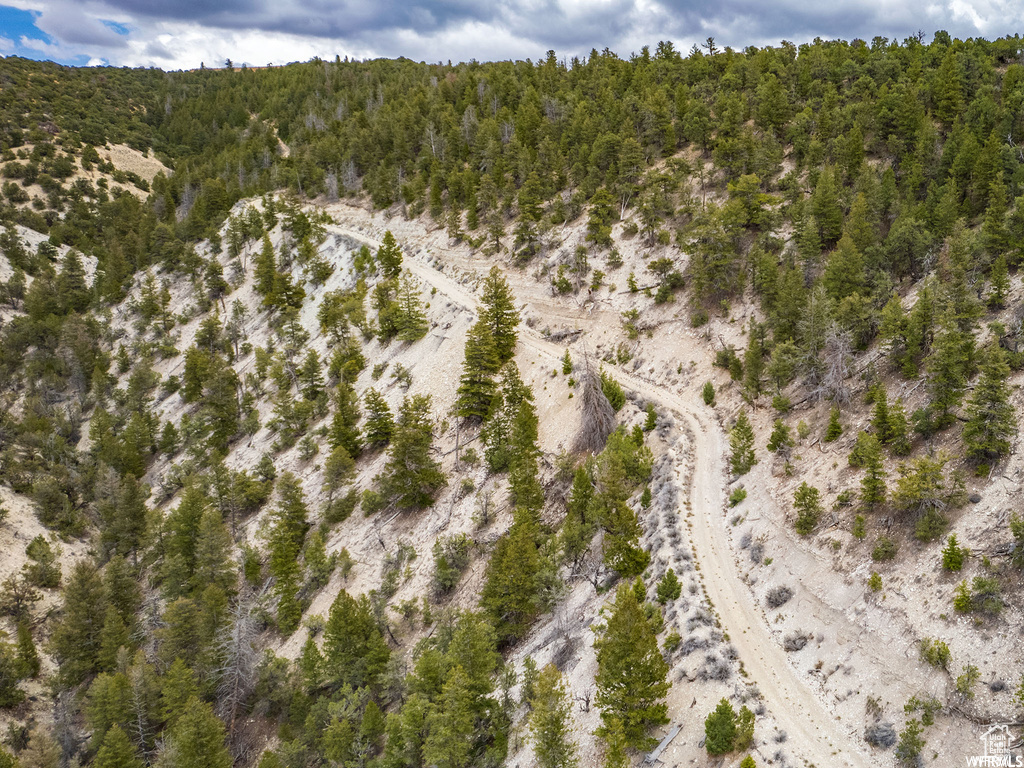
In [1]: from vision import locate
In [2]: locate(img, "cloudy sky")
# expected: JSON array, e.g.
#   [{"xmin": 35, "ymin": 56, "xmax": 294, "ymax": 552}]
[{"xmin": 0, "ymin": 0, "xmax": 1022, "ymax": 70}]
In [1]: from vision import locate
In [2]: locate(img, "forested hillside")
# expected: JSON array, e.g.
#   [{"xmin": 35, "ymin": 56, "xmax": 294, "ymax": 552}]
[{"xmin": 0, "ymin": 31, "xmax": 1023, "ymax": 768}]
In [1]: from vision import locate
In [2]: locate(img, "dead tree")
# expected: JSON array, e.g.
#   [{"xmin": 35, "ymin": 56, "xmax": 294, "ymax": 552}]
[{"xmin": 574, "ymin": 348, "xmax": 616, "ymax": 454}]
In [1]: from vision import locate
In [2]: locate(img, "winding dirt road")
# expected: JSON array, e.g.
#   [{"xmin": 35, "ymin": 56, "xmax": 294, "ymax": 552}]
[{"xmin": 328, "ymin": 223, "xmax": 875, "ymax": 767}]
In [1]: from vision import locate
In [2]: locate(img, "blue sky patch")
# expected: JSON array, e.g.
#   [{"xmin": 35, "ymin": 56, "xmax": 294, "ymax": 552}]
[{"xmin": 0, "ymin": 4, "xmax": 90, "ymax": 65}]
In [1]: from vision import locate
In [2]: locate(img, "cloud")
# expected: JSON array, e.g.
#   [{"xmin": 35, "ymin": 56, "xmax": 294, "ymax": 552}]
[{"xmin": 3, "ymin": 0, "xmax": 1024, "ymax": 70}]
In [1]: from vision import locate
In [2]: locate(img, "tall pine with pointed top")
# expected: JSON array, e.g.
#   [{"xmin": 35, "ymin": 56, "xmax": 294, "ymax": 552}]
[
  {"xmin": 455, "ymin": 320, "xmax": 501, "ymax": 421},
  {"xmin": 480, "ymin": 266, "xmax": 520, "ymax": 363},
  {"xmin": 381, "ymin": 394, "xmax": 446, "ymax": 509},
  {"xmin": 963, "ymin": 343, "xmax": 1016, "ymax": 465},
  {"xmin": 377, "ymin": 230, "xmax": 403, "ymax": 279},
  {"xmin": 530, "ymin": 664, "xmax": 579, "ymax": 768},
  {"xmin": 594, "ymin": 580, "xmax": 669, "ymax": 750},
  {"xmin": 729, "ymin": 410, "xmax": 756, "ymax": 475}
]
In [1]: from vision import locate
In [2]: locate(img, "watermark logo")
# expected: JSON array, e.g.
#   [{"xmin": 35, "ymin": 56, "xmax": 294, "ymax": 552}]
[{"xmin": 966, "ymin": 723, "xmax": 1023, "ymax": 767}]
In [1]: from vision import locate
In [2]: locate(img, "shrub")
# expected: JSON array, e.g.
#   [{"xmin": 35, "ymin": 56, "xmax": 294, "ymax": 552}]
[
  {"xmin": 872, "ymin": 536, "xmax": 898, "ymax": 561},
  {"xmin": 766, "ymin": 586, "xmax": 793, "ymax": 608},
  {"xmin": 729, "ymin": 487, "xmax": 747, "ymax": 507},
  {"xmin": 918, "ymin": 638, "xmax": 951, "ymax": 669},
  {"xmin": 868, "ymin": 572, "xmax": 883, "ymax": 592}
]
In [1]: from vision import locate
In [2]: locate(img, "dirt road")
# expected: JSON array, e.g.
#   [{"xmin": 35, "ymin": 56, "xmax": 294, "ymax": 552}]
[{"xmin": 328, "ymin": 223, "xmax": 875, "ymax": 767}]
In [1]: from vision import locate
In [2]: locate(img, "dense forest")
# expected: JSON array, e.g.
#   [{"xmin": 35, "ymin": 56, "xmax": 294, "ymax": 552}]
[{"xmin": 1, "ymin": 29, "xmax": 1024, "ymax": 768}]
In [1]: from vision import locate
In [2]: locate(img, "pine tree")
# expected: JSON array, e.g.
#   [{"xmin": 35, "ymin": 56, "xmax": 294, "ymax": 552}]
[
  {"xmin": 655, "ymin": 569, "xmax": 681, "ymax": 604},
  {"xmin": 267, "ymin": 472, "xmax": 309, "ymax": 634},
  {"xmin": 870, "ymin": 386, "xmax": 891, "ymax": 442},
  {"xmin": 160, "ymin": 658, "xmax": 199, "ymax": 726},
  {"xmin": 926, "ymin": 316, "xmax": 971, "ymax": 429},
  {"xmin": 363, "ymin": 388, "xmax": 395, "ymax": 448},
  {"xmin": 422, "ymin": 665, "xmax": 476, "ymax": 768},
  {"xmin": 887, "ymin": 398, "xmax": 912, "ymax": 455},
  {"xmin": 297, "ymin": 350, "xmax": 324, "ymax": 400},
  {"xmin": 859, "ymin": 433, "xmax": 887, "ymax": 510},
  {"xmin": 51, "ymin": 560, "xmax": 107, "ymax": 685},
  {"xmin": 530, "ymin": 664, "xmax": 579, "ymax": 768},
  {"xmin": 824, "ymin": 406, "xmax": 843, "ymax": 442},
  {"xmin": 793, "ymin": 482, "xmax": 823, "ymax": 535},
  {"xmin": 480, "ymin": 512, "xmax": 540, "ymax": 647},
  {"xmin": 329, "ymin": 382, "xmax": 363, "ymax": 457},
  {"xmin": 93, "ymin": 725, "xmax": 144, "ymax": 768},
  {"xmin": 0, "ymin": 641, "xmax": 24, "ymax": 708},
  {"xmin": 377, "ymin": 231, "xmax": 403, "ymax": 279},
  {"xmin": 766, "ymin": 419, "xmax": 794, "ymax": 453},
  {"xmin": 480, "ymin": 266, "xmax": 520, "ymax": 363},
  {"xmin": 162, "ymin": 696, "xmax": 232, "ymax": 768},
  {"xmin": 704, "ymin": 698, "xmax": 737, "ymax": 754},
  {"xmin": 15, "ymin": 620, "xmax": 39, "ymax": 678},
  {"xmin": 941, "ymin": 534, "xmax": 970, "ymax": 571},
  {"xmin": 455, "ymin": 320, "xmax": 501, "ymax": 421},
  {"xmin": 254, "ymin": 234, "xmax": 277, "ymax": 301},
  {"xmin": 600, "ymin": 717, "xmax": 629, "ymax": 768},
  {"xmin": 508, "ymin": 396, "xmax": 544, "ymax": 514},
  {"xmin": 323, "ymin": 590, "xmax": 390, "ymax": 690},
  {"xmin": 396, "ymin": 277, "xmax": 428, "ymax": 341},
  {"xmin": 381, "ymin": 395, "xmax": 446, "ymax": 509},
  {"xmin": 729, "ymin": 411, "xmax": 756, "ymax": 475},
  {"xmin": 594, "ymin": 581, "xmax": 670, "ymax": 750},
  {"xmin": 963, "ymin": 343, "xmax": 1017, "ymax": 464},
  {"xmin": 988, "ymin": 253, "xmax": 1009, "ymax": 309}
]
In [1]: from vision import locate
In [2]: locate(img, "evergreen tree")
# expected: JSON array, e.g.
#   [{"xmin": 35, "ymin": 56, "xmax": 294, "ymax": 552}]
[
  {"xmin": 377, "ymin": 230, "xmax": 403, "ymax": 279},
  {"xmin": 926, "ymin": 315, "xmax": 971, "ymax": 429},
  {"xmin": 162, "ymin": 696, "xmax": 232, "ymax": 768},
  {"xmin": 600, "ymin": 717, "xmax": 629, "ymax": 768},
  {"xmin": 51, "ymin": 560, "xmax": 107, "ymax": 685},
  {"xmin": 941, "ymin": 534, "xmax": 969, "ymax": 572},
  {"xmin": 480, "ymin": 512, "xmax": 540, "ymax": 647},
  {"xmin": 254, "ymin": 234, "xmax": 277, "ymax": 301},
  {"xmin": 508, "ymin": 395, "xmax": 544, "ymax": 514},
  {"xmin": 594, "ymin": 581, "xmax": 670, "ymax": 750},
  {"xmin": 363, "ymin": 388, "xmax": 395, "ymax": 448},
  {"xmin": 267, "ymin": 472, "xmax": 309, "ymax": 633},
  {"xmin": 297, "ymin": 350, "xmax": 324, "ymax": 400},
  {"xmin": 886, "ymin": 398, "xmax": 912, "ymax": 455},
  {"xmin": 329, "ymin": 382, "xmax": 363, "ymax": 457},
  {"xmin": 824, "ymin": 406, "xmax": 843, "ymax": 442},
  {"xmin": 93, "ymin": 725, "xmax": 143, "ymax": 768},
  {"xmin": 530, "ymin": 664, "xmax": 579, "ymax": 768},
  {"xmin": 160, "ymin": 658, "xmax": 199, "ymax": 726},
  {"xmin": 988, "ymin": 253, "xmax": 1009, "ymax": 309},
  {"xmin": 396, "ymin": 277, "xmax": 429, "ymax": 341},
  {"xmin": 766, "ymin": 419, "xmax": 794, "ymax": 453},
  {"xmin": 963, "ymin": 343, "xmax": 1016, "ymax": 464},
  {"xmin": 655, "ymin": 569, "xmax": 681, "ymax": 604},
  {"xmin": 480, "ymin": 267, "xmax": 520, "ymax": 363},
  {"xmin": 729, "ymin": 411, "xmax": 756, "ymax": 475},
  {"xmin": 793, "ymin": 482, "xmax": 823, "ymax": 535},
  {"xmin": 381, "ymin": 395, "xmax": 446, "ymax": 509},
  {"xmin": 15, "ymin": 620, "xmax": 39, "ymax": 678},
  {"xmin": 422, "ymin": 665, "xmax": 476, "ymax": 768},
  {"xmin": 0, "ymin": 641, "xmax": 24, "ymax": 708},
  {"xmin": 859, "ymin": 433, "xmax": 887, "ymax": 510},
  {"xmin": 704, "ymin": 698, "xmax": 737, "ymax": 755},
  {"xmin": 322, "ymin": 590, "xmax": 390, "ymax": 690},
  {"xmin": 455, "ymin": 320, "xmax": 501, "ymax": 421}
]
